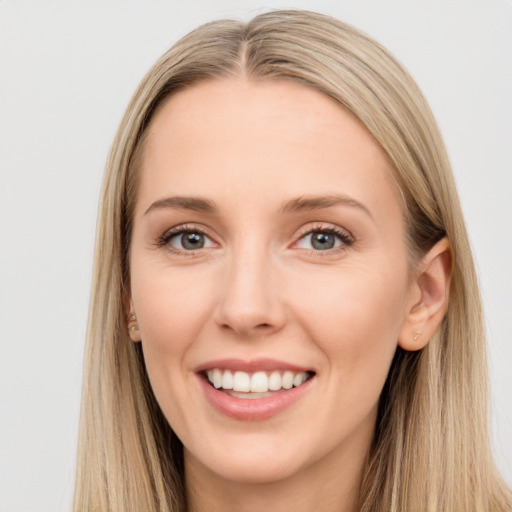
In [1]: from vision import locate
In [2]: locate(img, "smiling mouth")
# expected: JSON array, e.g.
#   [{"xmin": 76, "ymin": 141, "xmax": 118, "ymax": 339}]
[{"xmin": 204, "ymin": 369, "xmax": 315, "ymax": 399}]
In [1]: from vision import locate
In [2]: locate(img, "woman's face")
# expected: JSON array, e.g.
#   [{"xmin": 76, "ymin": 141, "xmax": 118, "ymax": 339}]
[{"xmin": 129, "ymin": 78, "xmax": 416, "ymax": 485}]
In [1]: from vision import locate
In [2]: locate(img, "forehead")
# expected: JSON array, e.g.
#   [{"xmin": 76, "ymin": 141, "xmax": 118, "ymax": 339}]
[{"xmin": 136, "ymin": 78, "xmax": 401, "ymax": 219}]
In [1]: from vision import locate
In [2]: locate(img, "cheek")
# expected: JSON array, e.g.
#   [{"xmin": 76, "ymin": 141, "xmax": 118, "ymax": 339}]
[
  {"xmin": 132, "ymin": 263, "xmax": 217, "ymax": 347},
  {"xmin": 284, "ymin": 268, "xmax": 407, "ymax": 452},
  {"xmin": 291, "ymin": 264, "xmax": 408, "ymax": 379},
  {"xmin": 130, "ymin": 265, "xmax": 218, "ymax": 407}
]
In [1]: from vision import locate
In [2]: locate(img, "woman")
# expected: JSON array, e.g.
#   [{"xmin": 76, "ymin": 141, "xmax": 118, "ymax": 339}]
[{"xmin": 73, "ymin": 10, "xmax": 512, "ymax": 512}]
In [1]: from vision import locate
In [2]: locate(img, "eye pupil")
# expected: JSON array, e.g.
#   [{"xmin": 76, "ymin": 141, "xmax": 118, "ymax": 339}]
[
  {"xmin": 182, "ymin": 232, "xmax": 205, "ymax": 250},
  {"xmin": 311, "ymin": 232, "xmax": 335, "ymax": 250}
]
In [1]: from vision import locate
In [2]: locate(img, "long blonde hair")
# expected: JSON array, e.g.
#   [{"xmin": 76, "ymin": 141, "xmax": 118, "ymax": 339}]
[{"xmin": 74, "ymin": 10, "xmax": 512, "ymax": 511}]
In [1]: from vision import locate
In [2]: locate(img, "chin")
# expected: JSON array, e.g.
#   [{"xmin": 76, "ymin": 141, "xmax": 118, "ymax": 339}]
[{"xmin": 186, "ymin": 444, "xmax": 307, "ymax": 485}]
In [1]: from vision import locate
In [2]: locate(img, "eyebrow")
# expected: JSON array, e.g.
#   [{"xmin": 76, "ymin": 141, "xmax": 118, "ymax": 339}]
[
  {"xmin": 144, "ymin": 193, "xmax": 372, "ymax": 218},
  {"xmin": 280, "ymin": 194, "xmax": 373, "ymax": 218},
  {"xmin": 144, "ymin": 196, "xmax": 215, "ymax": 215}
]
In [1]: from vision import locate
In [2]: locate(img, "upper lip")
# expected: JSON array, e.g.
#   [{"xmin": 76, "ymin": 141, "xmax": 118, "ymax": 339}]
[{"xmin": 195, "ymin": 358, "xmax": 314, "ymax": 374}]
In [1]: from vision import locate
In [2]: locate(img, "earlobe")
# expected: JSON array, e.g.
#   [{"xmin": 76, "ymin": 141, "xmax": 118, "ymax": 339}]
[
  {"xmin": 127, "ymin": 311, "xmax": 142, "ymax": 342},
  {"xmin": 124, "ymin": 294, "xmax": 142, "ymax": 342},
  {"xmin": 398, "ymin": 237, "xmax": 453, "ymax": 351}
]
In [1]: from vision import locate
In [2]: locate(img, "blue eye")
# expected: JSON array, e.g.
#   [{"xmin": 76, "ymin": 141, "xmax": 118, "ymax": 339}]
[
  {"xmin": 168, "ymin": 231, "xmax": 215, "ymax": 251},
  {"xmin": 296, "ymin": 228, "xmax": 351, "ymax": 251}
]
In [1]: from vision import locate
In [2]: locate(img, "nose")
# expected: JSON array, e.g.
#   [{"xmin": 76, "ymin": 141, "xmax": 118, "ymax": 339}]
[{"xmin": 214, "ymin": 244, "xmax": 286, "ymax": 338}]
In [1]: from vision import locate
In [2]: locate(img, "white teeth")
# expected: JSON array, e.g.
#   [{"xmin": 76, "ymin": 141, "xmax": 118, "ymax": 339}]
[
  {"xmin": 282, "ymin": 371, "xmax": 294, "ymax": 389},
  {"xmin": 293, "ymin": 372, "xmax": 307, "ymax": 387},
  {"xmin": 268, "ymin": 371, "xmax": 281, "ymax": 391},
  {"xmin": 221, "ymin": 370, "xmax": 233, "ymax": 390},
  {"xmin": 250, "ymin": 372, "xmax": 269, "ymax": 392},
  {"xmin": 233, "ymin": 371, "xmax": 251, "ymax": 392},
  {"xmin": 213, "ymin": 368, "xmax": 222, "ymax": 389},
  {"xmin": 206, "ymin": 369, "xmax": 310, "ymax": 393}
]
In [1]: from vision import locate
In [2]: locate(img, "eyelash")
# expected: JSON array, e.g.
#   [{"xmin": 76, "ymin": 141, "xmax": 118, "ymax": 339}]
[
  {"xmin": 156, "ymin": 224, "xmax": 214, "ymax": 255},
  {"xmin": 293, "ymin": 224, "xmax": 355, "ymax": 254},
  {"xmin": 155, "ymin": 223, "xmax": 355, "ymax": 255}
]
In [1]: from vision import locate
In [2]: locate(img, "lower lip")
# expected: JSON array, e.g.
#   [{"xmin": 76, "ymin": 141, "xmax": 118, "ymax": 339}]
[{"xmin": 198, "ymin": 374, "xmax": 313, "ymax": 421}]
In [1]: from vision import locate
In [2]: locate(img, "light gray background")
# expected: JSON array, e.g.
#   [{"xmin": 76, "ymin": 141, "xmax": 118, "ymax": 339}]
[{"xmin": 0, "ymin": 1, "xmax": 510, "ymax": 511}]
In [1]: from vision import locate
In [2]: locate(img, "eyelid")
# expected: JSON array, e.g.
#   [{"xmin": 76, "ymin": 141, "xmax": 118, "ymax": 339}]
[
  {"xmin": 291, "ymin": 222, "xmax": 355, "ymax": 251},
  {"xmin": 156, "ymin": 223, "xmax": 218, "ymax": 254},
  {"xmin": 153, "ymin": 221, "xmax": 355, "ymax": 255}
]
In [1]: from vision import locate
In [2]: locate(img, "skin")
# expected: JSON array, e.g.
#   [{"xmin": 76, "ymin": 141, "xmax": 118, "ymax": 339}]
[{"xmin": 128, "ymin": 78, "xmax": 451, "ymax": 512}]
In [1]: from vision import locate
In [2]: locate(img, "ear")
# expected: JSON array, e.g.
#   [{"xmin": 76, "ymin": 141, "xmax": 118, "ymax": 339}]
[
  {"xmin": 123, "ymin": 291, "xmax": 142, "ymax": 343},
  {"xmin": 398, "ymin": 237, "xmax": 453, "ymax": 351}
]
